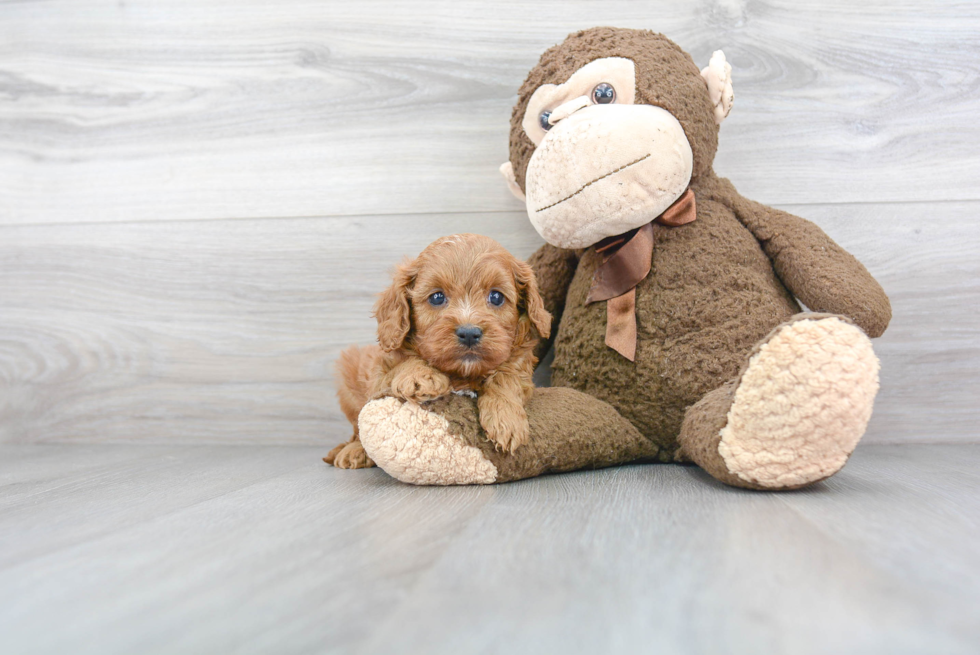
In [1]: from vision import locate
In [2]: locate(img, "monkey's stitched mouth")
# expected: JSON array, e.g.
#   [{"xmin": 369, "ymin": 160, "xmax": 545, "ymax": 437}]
[{"xmin": 535, "ymin": 153, "xmax": 652, "ymax": 213}]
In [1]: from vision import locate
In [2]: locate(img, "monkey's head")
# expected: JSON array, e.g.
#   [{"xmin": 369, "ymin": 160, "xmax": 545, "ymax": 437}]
[{"xmin": 501, "ymin": 28, "xmax": 734, "ymax": 249}]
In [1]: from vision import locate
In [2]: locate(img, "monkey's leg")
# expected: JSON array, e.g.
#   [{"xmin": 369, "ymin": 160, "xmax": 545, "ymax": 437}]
[
  {"xmin": 357, "ymin": 387, "xmax": 658, "ymax": 485},
  {"xmin": 678, "ymin": 314, "xmax": 879, "ymax": 490}
]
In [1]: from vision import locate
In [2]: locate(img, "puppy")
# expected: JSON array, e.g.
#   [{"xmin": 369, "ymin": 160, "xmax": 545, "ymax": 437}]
[{"xmin": 325, "ymin": 234, "xmax": 552, "ymax": 469}]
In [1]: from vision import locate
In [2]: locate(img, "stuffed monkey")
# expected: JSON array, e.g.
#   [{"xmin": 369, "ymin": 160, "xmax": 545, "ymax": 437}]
[{"xmin": 356, "ymin": 28, "xmax": 890, "ymax": 490}]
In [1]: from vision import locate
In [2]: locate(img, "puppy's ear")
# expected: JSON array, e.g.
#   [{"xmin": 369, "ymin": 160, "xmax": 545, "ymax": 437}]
[
  {"xmin": 374, "ymin": 258, "xmax": 417, "ymax": 352},
  {"xmin": 513, "ymin": 259, "xmax": 552, "ymax": 340}
]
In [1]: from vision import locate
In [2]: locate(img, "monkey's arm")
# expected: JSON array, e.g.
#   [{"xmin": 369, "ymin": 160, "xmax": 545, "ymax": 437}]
[
  {"xmin": 527, "ymin": 243, "xmax": 580, "ymax": 360},
  {"xmin": 712, "ymin": 177, "xmax": 891, "ymax": 337}
]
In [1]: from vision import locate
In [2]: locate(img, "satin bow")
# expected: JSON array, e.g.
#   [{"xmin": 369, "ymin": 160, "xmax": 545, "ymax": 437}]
[{"xmin": 585, "ymin": 188, "xmax": 697, "ymax": 361}]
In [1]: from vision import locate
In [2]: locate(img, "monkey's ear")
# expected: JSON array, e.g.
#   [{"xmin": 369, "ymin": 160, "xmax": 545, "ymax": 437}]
[
  {"xmin": 499, "ymin": 162, "xmax": 526, "ymax": 202},
  {"xmin": 701, "ymin": 50, "xmax": 734, "ymax": 125},
  {"xmin": 373, "ymin": 258, "xmax": 417, "ymax": 352},
  {"xmin": 513, "ymin": 259, "xmax": 551, "ymax": 340}
]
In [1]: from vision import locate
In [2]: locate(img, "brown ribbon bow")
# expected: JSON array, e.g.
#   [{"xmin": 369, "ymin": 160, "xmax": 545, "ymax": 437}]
[{"xmin": 585, "ymin": 188, "xmax": 697, "ymax": 361}]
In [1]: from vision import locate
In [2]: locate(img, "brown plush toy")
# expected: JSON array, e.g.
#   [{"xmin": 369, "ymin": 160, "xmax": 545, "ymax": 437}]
[{"xmin": 356, "ymin": 27, "xmax": 891, "ymax": 490}]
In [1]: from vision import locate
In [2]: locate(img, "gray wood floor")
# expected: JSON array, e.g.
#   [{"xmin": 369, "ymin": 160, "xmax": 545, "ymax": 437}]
[{"xmin": 1, "ymin": 443, "xmax": 978, "ymax": 655}]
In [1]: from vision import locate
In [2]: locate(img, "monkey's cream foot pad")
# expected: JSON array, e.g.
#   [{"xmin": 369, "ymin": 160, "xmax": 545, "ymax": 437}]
[
  {"xmin": 718, "ymin": 316, "xmax": 880, "ymax": 488},
  {"xmin": 359, "ymin": 397, "xmax": 499, "ymax": 485}
]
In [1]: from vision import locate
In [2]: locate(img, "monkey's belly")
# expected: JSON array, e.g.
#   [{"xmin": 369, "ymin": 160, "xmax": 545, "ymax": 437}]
[{"xmin": 550, "ymin": 223, "xmax": 800, "ymax": 454}]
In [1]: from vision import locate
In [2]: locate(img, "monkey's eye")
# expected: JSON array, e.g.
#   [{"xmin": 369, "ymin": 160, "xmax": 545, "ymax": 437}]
[
  {"xmin": 428, "ymin": 291, "xmax": 446, "ymax": 307},
  {"xmin": 487, "ymin": 290, "xmax": 505, "ymax": 307},
  {"xmin": 592, "ymin": 83, "xmax": 615, "ymax": 104},
  {"xmin": 539, "ymin": 110, "xmax": 552, "ymax": 131}
]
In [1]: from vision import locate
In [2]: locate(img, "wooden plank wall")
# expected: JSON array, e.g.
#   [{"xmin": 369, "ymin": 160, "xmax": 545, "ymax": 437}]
[{"xmin": 1, "ymin": 0, "xmax": 978, "ymax": 445}]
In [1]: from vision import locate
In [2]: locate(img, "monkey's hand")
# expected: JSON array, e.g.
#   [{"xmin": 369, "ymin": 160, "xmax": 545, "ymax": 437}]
[
  {"xmin": 478, "ymin": 392, "xmax": 530, "ymax": 454},
  {"xmin": 710, "ymin": 178, "xmax": 891, "ymax": 337},
  {"xmin": 387, "ymin": 359, "xmax": 452, "ymax": 403}
]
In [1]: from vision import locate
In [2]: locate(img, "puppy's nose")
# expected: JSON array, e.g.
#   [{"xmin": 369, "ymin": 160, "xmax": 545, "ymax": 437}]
[{"xmin": 455, "ymin": 325, "xmax": 483, "ymax": 348}]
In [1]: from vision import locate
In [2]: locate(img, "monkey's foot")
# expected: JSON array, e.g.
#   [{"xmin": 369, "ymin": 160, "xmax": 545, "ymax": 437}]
[
  {"xmin": 358, "ymin": 398, "xmax": 498, "ymax": 485},
  {"xmin": 681, "ymin": 314, "xmax": 880, "ymax": 490}
]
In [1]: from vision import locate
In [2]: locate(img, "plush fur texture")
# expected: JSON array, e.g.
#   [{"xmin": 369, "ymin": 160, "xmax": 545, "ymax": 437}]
[
  {"xmin": 716, "ymin": 315, "xmax": 879, "ymax": 488},
  {"xmin": 358, "ymin": 396, "xmax": 500, "ymax": 485},
  {"xmin": 355, "ymin": 28, "xmax": 891, "ymax": 490},
  {"xmin": 361, "ymin": 313, "xmax": 878, "ymax": 488},
  {"xmin": 525, "ymin": 103, "xmax": 694, "ymax": 248},
  {"xmin": 679, "ymin": 314, "xmax": 879, "ymax": 489},
  {"xmin": 359, "ymin": 387, "xmax": 658, "ymax": 485},
  {"xmin": 529, "ymin": 173, "xmax": 890, "ymax": 463},
  {"xmin": 517, "ymin": 29, "xmax": 890, "ymax": 461},
  {"xmin": 509, "ymin": 28, "xmax": 721, "ymax": 196},
  {"xmin": 326, "ymin": 234, "xmax": 552, "ymax": 467}
]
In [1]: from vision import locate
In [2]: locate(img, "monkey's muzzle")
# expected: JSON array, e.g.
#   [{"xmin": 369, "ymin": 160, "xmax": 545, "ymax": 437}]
[{"xmin": 525, "ymin": 104, "xmax": 693, "ymax": 250}]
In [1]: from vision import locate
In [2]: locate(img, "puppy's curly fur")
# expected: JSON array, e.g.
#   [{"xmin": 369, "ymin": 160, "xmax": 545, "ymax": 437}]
[{"xmin": 325, "ymin": 234, "xmax": 552, "ymax": 469}]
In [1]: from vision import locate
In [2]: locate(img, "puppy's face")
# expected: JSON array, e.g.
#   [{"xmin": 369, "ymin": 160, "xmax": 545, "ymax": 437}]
[
  {"xmin": 374, "ymin": 234, "xmax": 551, "ymax": 380},
  {"xmin": 412, "ymin": 240, "xmax": 521, "ymax": 379}
]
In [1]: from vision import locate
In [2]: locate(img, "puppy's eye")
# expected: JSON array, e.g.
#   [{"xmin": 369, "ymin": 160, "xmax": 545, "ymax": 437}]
[
  {"xmin": 488, "ymin": 290, "xmax": 505, "ymax": 307},
  {"xmin": 428, "ymin": 291, "xmax": 446, "ymax": 307},
  {"xmin": 592, "ymin": 83, "xmax": 615, "ymax": 104},
  {"xmin": 539, "ymin": 110, "xmax": 552, "ymax": 131}
]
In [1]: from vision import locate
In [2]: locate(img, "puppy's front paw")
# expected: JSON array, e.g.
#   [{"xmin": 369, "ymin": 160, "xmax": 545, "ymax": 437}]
[
  {"xmin": 390, "ymin": 367, "xmax": 451, "ymax": 403},
  {"xmin": 324, "ymin": 440, "xmax": 376, "ymax": 469},
  {"xmin": 480, "ymin": 404, "xmax": 530, "ymax": 454}
]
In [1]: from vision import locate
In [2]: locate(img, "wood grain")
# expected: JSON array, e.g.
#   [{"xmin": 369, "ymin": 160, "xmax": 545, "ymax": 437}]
[
  {"xmin": 362, "ymin": 446, "xmax": 980, "ymax": 654},
  {"xmin": 0, "ymin": 211, "xmax": 547, "ymax": 444},
  {"xmin": 1, "ymin": 443, "xmax": 976, "ymax": 654},
  {"xmin": 1, "ymin": 5, "xmax": 977, "ymax": 652},
  {"xmin": 1, "ymin": 1, "xmax": 979, "ymax": 225},
  {"xmin": 0, "ymin": 445, "xmax": 315, "ymax": 568},
  {"xmin": 781, "ymin": 201, "xmax": 980, "ymax": 445},
  {"xmin": 0, "ymin": 201, "xmax": 976, "ymax": 445},
  {"xmin": 0, "ymin": 444, "xmax": 498, "ymax": 655}
]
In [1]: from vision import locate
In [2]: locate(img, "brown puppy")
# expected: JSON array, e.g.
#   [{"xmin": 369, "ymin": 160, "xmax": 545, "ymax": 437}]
[{"xmin": 325, "ymin": 234, "xmax": 552, "ymax": 469}]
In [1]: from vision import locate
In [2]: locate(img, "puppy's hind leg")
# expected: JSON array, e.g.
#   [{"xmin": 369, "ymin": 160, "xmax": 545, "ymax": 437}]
[{"xmin": 325, "ymin": 344, "xmax": 381, "ymax": 469}]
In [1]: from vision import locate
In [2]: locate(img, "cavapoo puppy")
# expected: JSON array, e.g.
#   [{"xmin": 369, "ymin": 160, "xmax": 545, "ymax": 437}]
[{"xmin": 325, "ymin": 234, "xmax": 552, "ymax": 469}]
